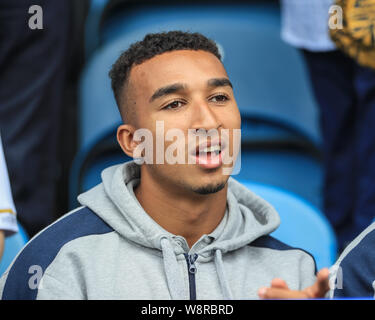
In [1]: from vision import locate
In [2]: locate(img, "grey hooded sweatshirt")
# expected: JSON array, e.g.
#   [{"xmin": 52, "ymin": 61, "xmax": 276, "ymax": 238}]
[{"xmin": 0, "ymin": 161, "xmax": 316, "ymax": 300}]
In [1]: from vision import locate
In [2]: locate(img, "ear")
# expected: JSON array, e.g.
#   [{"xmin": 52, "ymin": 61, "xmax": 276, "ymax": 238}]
[{"xmin": 117, "ymin": 124, "xmax": 138, "ymax": 158}]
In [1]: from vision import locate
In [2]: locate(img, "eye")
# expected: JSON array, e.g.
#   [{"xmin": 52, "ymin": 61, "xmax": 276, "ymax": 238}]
[
  {"xmin": 163, "ymin": 100, "xmax": 184, "ymax": 110},
  {"xmin": 210, "ymin": 94, "xmax": 229, "ymax": 103}
]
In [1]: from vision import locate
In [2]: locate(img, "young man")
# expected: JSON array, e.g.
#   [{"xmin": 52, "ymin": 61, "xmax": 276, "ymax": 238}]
[{"xmin": 0, "ymin": 31, "xmax": 327, "ymax": 300}]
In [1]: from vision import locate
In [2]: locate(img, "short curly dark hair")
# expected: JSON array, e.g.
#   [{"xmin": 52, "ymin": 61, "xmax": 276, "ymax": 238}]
[{"xmin": 109, "ymin": 30, "xmax": 221, "ymax": 121}]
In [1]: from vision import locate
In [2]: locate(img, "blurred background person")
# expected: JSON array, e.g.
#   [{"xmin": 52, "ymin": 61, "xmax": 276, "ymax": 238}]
[
  {"xmin": 0, "ymin": 0, "xmax": 88, "ymax": 237},
  {"xmin": 280, "ymin": 0, "xmax": 375, "ymax": 252},
  {"xmin": 0, "ymin": 134, "xmax": 19, "ymax": 261}
]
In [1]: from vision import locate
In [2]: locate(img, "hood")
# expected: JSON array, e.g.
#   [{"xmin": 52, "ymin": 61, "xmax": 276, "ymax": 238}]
[{"xmin": 77, "ymin": 161, "xmax": 280, "ymax": 299}]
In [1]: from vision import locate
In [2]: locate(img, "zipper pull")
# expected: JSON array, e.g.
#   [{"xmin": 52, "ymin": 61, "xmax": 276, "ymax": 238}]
[{"xmin": 188, "ymin": 253, "xmax": 198, "ymax": 274}]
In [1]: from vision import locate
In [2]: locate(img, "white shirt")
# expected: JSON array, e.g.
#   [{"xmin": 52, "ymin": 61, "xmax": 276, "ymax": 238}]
[
  {"xmin": 280, "ymin": 0, "xmax": 337, "ymax": 51},
  {"xmin": 0, "ymin": 134, "xmax": 18, "ymax": 236}
]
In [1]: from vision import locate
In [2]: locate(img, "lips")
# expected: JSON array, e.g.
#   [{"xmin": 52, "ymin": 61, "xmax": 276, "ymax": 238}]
[
  {"xmin": 199, "ymin": 144, "xmax": 221, "ymax": 155},
  {"xmin": 190, "ymin": 138, "xmax": 222, "ymax": 155},
  {"xmin": 190, "ymin": 138, "xmax": 224, "ymax": 169}
]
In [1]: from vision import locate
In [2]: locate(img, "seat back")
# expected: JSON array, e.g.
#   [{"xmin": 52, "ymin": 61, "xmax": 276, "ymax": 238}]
[
  {"xmin": 69, "ymin": 126, "xmax": 131, "ymax": 209},
  {"xmin": 239, "ymin": 180, "xmax": 337, "ymax": 270},
  {"xmin": 238, "ymin": 115, "xmax": 323, "ymax": 209},
  {"xmin": 237, "ymin": 146, "xmax": 323, "ymax": 209}
]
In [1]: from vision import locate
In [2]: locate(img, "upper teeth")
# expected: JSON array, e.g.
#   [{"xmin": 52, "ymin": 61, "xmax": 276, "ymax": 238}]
[{"xmin": 202, "ymin": 145, "xmax": 221, "ymax": 153}]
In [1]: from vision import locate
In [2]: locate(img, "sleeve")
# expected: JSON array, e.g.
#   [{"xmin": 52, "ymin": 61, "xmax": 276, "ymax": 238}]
[
  {"xmin": 0, "ymin": 134, "xmax": 18, "ymax": 237},
  {"xmin": 329, "ymin": 224, "xmax": 375, "ymax": 298},
  {"xmin": 0, "ymin": 268, "xmax": 83, "ymax": 300},
  {"xmin": 35, "ymin": 273, "xmax": 83, "ymax": 300},
  {"xmin": 298, "ymin": 251, "xmax": 317, "ymax": 290}
]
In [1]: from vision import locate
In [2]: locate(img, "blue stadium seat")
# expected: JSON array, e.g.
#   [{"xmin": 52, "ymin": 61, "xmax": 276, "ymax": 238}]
[
  {"xmin": 239, "ymin": 180, "xmax": 337, "ymax": 270},
  {"xmin": 69, "ymin": 126, "xmax": 131, "ymax": 209},
  {"xmin": 0, "ymin": 224, "xmax": 29, "ymax": 276},
  {"xmin": 236, "ymin": 147, "xmax": 323, "ymax": 209},
  {"xmin": 238, "ymin": 116, "xmax": 324, "ymax": 209}
]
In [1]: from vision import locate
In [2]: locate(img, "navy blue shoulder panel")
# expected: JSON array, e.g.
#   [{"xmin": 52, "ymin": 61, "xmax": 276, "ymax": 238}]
[
  {"xmin": 249, "ymin": 235, "xmax": 317, "ymax": 274},
  {"xmin": 1, "ymin": 207, "xmax": 113, "ymax": 300},
  {"xmin": 333, "ymin": 228, "xmax": 375, "ymax": 298}
]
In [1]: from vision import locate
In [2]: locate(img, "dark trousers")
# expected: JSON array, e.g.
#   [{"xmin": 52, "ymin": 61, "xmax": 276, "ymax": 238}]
[
  {"xmin": 302, "ymin": 49, "xmax": 375, "ymax": 251},
  {"xmin": 0, "ymin": 1, "xmax": 71, "ymax": 237}
]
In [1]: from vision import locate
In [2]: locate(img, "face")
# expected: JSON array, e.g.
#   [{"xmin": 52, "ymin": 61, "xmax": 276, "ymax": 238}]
[{"xmin": 117, "ymin": 49, "xmax": 241, "ymax": 195}]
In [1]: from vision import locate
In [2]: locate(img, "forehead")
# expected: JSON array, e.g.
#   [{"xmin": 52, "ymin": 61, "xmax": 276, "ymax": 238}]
[{"xmin": 128, "ymin": 50, "xmax": 228, "ymax": 94}]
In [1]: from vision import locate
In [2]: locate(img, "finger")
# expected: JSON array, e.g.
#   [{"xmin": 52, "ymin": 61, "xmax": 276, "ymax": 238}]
[
  {"xmin": 316, "ymin": 268, "xmax": 330, "ymax": 295},
  {"xmin": 258, "ymin": 278, "xmax": 289, "ymax": 299},
  {"xmin": 270, "ymin": 278, "xmax": 289, "ymax": 289},
  {"xmin": 304, "ymin": 268, "xmax": 330, "ymax": 298},
  {"xmin": 258, "ymin": 287, "xmax": 308, "ymax": 300}
]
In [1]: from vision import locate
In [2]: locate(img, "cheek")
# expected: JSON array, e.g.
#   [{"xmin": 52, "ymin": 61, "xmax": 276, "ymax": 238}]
[
  {"xmin": 232, "ymin": 113, "xmax": 241, "ymax": 130},
  {"xmin": 220, "ymin": 108, "xmax": 241, "ymax": 155},
  {"xmin": 220, "ymin": 106, "xmax": 241, "ymax": 129},
  {"xmin": 232, "ymin": 104, "xmax": 242, "ymax": 127}
]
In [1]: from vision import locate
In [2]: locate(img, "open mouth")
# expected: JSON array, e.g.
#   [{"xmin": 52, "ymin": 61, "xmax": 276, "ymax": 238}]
[
  {"xmin": 197, "ymin": 144, "xmax": 221, "ymax": 156},
  {"xmin": 191, "ymin": 140, "xmax": 224, "ymax": 169}
]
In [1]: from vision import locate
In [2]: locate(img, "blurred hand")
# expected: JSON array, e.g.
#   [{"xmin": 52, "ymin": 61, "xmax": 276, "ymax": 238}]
[{"xmin": 258, "ymin": 268, "xmax": 330, "ymax": 299}]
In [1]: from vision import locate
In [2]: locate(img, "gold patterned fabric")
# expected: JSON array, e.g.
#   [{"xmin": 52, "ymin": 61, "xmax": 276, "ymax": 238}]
[{"xmin": 330, "ymin": 0, "xmax": 375, "ymax": 69}]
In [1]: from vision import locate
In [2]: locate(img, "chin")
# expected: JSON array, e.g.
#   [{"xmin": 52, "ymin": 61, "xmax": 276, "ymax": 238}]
[{"xmin": 191, "ymin": 180, "xmax": 227, "ymax": 195}]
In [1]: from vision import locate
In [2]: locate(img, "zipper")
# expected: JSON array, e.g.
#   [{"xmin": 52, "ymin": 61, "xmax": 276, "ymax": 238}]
[{"xmin": 184, "ymin": 253, "xmax": 198, "ymax": 300}]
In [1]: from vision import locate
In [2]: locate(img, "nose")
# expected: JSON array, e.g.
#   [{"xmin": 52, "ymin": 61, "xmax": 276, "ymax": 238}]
[{"xmin": 190, "ymin": 99, "xmax": 222, "ymax": 132}]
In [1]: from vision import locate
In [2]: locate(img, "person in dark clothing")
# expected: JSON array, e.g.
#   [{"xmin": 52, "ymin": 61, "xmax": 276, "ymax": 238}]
[
  {"xmin": 281, "ymin": 0, "xmax": 375, "ymax": 252},
  {"xmin": 0, "ymin": 0, "xmax": 72, "ymax": 237},
  {"xmin": 301, "ymin": 49, "xmax": 375, "ymax": 252}
]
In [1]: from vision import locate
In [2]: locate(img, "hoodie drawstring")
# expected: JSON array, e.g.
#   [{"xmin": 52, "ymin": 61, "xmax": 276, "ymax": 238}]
[
  {"xmin": 214, "ymin": 249, "xmax": 234, "ymax": 300},
  {"xmin": 160, "ymin": 237, "xmax": 186, "ymax": 300},
  {"xmin": 160, "ymin": 237, "xmax": 233, "ymax": 300}
]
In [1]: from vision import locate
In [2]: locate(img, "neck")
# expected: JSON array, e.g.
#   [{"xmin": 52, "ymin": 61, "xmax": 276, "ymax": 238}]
[{"xmin": 134, "ymin": 167, "xmax": 228, "ymax": 248}]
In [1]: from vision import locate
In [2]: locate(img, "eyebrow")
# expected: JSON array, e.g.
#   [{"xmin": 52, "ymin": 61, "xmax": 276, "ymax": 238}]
[
  {"xmin": 149, "ymin": 83, "xmax": 186, "ymax": 102},
  {"xmin": 207, "ymin": 78, "xmax": 233, "ymax": 89},
  {"xmin": 149, "ymin": 78, "xmax": 233, "ymax": 103}
]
